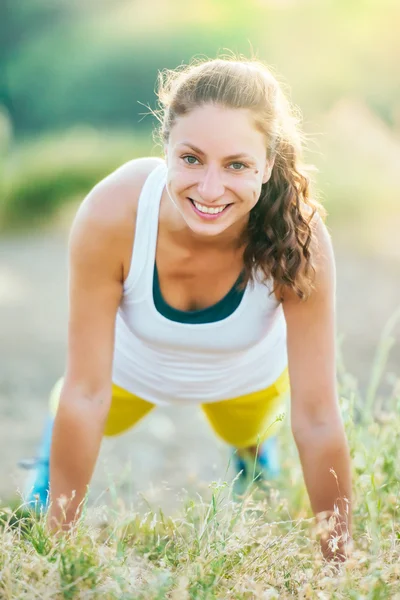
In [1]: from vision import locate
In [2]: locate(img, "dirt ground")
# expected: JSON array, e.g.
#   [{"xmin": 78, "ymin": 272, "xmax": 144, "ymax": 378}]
[{"xmin": 1, "ymin": 228, "xmax": 399, "ymax": 513}]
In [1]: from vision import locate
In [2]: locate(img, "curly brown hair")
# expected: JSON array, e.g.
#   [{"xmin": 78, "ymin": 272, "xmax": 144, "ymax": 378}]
[{"xmin": 154, "ymin": 55, "xmax": 326, "ymax": 301}]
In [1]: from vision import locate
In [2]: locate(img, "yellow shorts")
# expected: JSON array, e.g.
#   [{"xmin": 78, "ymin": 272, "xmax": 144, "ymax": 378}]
[{"xmin": 49, "ymin": 368, "xmax": 290, "ymax": 448}]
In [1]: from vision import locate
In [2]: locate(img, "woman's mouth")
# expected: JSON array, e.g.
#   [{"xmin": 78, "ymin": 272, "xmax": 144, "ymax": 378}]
[{"xmin": 188, "ymin": 198, "xmax": 232, "ymax": 220}]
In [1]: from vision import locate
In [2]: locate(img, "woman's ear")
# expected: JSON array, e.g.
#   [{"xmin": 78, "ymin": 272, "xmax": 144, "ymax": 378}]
[
  {"xmin": 164, "ymin": 145, "xmax": 168, "ymax": 166},
  {"xmin": 262, "ymin": 159, "xmax": 274, "ymax": 184}
]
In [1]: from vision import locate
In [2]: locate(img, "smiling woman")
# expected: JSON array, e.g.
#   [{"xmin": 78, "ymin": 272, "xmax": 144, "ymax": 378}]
[
  {"xmin": 156, "ymin": 59, "xmax": 327, "ymax": 299},
  {"xmin": 24, "ymin": 55, "xmax": 352, "ymax": 562}
]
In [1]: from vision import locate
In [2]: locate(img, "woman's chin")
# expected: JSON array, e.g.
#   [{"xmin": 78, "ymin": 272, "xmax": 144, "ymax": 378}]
[{"xmin": 186, "ymin": 220, "xmax": 230, "ymax": 238}]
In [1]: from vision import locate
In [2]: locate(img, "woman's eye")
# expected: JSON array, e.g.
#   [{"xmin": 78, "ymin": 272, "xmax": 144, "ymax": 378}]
[
  {"xmin": 182, "ymin": 155, "xmax": 199, "ymax": 165},
  {"xmin": 229, "ymin": 162, "xmax": 247, "ymax": 171},
  {"xmin": 181, "ymin": 156, "xmax": 247, "ymax": 170}
]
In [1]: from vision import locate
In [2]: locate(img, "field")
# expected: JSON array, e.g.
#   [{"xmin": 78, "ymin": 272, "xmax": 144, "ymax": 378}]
[{"xmin": 0, "ymin": 230, "xmax": 399, "ymax": 597}]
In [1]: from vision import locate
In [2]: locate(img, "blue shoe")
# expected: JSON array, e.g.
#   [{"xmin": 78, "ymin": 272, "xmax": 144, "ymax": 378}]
[
  {"xmin": 232, "ymin": 436, "xmax": 280, "ymax": 496},
  {"xmin": 254, "ymin": 436, "xmax": 281, "ymax": 479},
  {"xmin": 19, "ymin": 417, "xmax": 54, "ymax": 511}
]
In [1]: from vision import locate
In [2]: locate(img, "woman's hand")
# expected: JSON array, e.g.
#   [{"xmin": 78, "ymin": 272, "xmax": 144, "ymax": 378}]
[{"xmin": 316, "ymin": 509, "xmax": 353, "ymax": 563}]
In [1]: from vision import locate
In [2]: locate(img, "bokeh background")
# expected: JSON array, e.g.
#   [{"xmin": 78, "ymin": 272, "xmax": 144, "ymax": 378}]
[{"xmin": 1, "ymin": 0, "xmax": 399, "ymax": 511}]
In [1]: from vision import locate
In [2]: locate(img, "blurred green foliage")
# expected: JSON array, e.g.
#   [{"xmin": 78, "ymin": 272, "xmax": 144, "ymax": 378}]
[
  {"xmin": 3, "ymin": 0, "xmax": 399, "ymax": 134},
  {"xmin": 1, "ymin": 0, "xmax": 399, "ymax": 232},
  {"xmin": 0, "ymin": 127, "xmax": 155, "ymax": 228}
]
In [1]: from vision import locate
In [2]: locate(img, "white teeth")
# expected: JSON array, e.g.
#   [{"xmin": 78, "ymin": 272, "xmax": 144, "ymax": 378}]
[{"xmin": 193, "ymin": 200, "xmax": 227, "ymax": 215}]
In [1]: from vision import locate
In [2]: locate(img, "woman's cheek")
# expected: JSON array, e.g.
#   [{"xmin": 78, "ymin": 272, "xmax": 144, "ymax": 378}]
[{"xmin": 168, "ymin": 167, "xmax": 196, "ymax": 192}]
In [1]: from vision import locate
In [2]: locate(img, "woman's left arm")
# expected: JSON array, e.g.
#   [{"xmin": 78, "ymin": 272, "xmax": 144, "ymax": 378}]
[{"xmin": 282, "ymin": 216, "xmax": 352, "ymax": 562}]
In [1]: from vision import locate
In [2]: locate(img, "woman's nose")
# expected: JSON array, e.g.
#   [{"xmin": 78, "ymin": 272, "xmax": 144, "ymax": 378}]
[{"xmin": 197, "ymin": 166, "xmax": 225, "ymax": 202}]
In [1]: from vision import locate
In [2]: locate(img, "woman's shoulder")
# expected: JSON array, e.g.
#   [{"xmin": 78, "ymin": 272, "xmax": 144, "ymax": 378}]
[
  {"xmin": 75, "ymin": 157, "xmax": 165, "ymax": 230},
  {"xmin": 69, "ymin": 157, "xmax": 165, "ymax": 273},
  {"xmin": 109, "ymin": 156, "xmax": 165, "ymax": 191},
  {"xmin": 95, "ymin": 156, "xmax": 165, "ymax": 211}
]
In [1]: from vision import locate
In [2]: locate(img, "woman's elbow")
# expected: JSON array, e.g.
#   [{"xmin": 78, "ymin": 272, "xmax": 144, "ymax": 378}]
[
  {"xmin": 291, "ymin": 408, "xmax": 344, "ymax": 447},
  {"xmin": 57, "ymin": 383, "xmax": 111, "ymax": 426}
]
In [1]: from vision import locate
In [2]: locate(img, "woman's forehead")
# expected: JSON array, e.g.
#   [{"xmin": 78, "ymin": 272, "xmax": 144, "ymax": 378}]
[{"xmin": 169, "ymin": 105, "xmax": 267, "ymax": 154}]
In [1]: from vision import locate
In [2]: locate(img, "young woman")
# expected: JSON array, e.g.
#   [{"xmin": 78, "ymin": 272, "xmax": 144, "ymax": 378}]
[{"xmin": 26, "ymin": 57, "xmax": 352, "ymax": 560}]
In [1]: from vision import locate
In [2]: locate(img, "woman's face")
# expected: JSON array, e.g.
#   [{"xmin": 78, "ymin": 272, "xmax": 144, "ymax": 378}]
[{"xmin": 164, "ymin": 104, "xmax": 273, "ymax": 239}]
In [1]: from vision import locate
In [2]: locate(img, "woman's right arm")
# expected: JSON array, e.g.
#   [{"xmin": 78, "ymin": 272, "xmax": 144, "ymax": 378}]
[
  {"xmin": 48, "ymin": 181, "xmax": 125, "ymax": 529},
  {"xmin": 48, "ymin": 157, "xmax": 163, "ymax": 530}
]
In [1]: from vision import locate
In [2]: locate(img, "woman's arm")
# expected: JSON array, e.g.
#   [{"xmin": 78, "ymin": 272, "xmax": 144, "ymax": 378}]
[
  {"xmin": 48, "ymin": 157, "xmax": 162, "ymax": 530},
  {"xmin": 48, "ymin": 183, "xmax": 124, "ymax": 530},
  {"xmin": 282, "ymin": 216, "xmax": 352, "ymax": 561}
]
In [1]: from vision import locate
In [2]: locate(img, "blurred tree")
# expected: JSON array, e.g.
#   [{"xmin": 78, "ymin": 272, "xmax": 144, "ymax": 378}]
[
  {"xmin": 0, "ymin": 0, "xmax": 73, "ymax": 127},
  {"xmin": 1, "ymin": 0, "xmax": 399, "ymax": 136}
]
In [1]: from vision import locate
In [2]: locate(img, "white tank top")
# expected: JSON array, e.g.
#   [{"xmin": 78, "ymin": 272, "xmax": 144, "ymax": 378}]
[{"xmin": 111, "ymin": 163, "xmax": 288, "ymax": 405}]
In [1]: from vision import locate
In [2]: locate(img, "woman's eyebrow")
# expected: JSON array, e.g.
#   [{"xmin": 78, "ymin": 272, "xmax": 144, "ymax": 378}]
[{"xmin": 178, "ymin": 142, "xmax": 256, "ymax": 161}]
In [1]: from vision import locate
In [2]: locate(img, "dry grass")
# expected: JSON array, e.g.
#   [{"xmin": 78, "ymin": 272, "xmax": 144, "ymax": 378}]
[{"xmin": 1, "ymin": 333, "xmax": 400, "ymax": 598}]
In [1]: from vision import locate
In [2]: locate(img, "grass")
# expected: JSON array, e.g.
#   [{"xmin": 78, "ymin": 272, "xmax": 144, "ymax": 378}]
[{"xmin": 1, "ymin": 318, "xmax": 400, "ymax": 598}]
